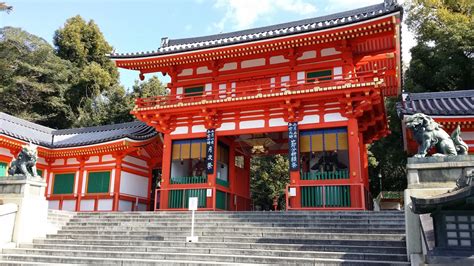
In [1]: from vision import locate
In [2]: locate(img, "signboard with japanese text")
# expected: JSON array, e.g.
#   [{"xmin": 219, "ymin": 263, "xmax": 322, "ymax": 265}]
[
  {"xmin": 206, "ymin": 129, "xmax": 215, "ymax": 174},
  {"xmin": 288, "ymin": 122, "xmax": 299, "ymax": 171}
]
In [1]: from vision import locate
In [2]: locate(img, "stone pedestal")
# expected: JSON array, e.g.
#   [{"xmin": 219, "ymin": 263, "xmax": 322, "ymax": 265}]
[
  {"xmin": 404, "ymin": 156, "xmax": 474, "ymax": 259},
  {"xmin": 0, "ymin": 175, "xmax": 48, "ymax": 245}
]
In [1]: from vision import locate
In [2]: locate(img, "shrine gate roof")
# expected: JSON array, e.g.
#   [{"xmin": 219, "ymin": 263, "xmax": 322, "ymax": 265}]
[
  {"xmin": 398, "ymin": 90, "xmax": 474, "ymax": 116},
  {"xmin": 0, "ymin": 112, "xmax": 157, "ymax": 148},
  {"xmin": 109, "ymin": 0, "xmax": 401, "ymax": 59}
]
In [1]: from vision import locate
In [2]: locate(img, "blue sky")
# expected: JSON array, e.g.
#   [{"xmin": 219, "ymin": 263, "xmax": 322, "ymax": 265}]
[{"xmin": 1, "ymin": 0, "xmax": 414, "ymax": 90}]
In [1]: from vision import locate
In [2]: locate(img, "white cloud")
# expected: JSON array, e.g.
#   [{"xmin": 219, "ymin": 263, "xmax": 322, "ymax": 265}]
[{"xmin": 212, "ymin": 0, "xmax": 318, "ymax": 31}]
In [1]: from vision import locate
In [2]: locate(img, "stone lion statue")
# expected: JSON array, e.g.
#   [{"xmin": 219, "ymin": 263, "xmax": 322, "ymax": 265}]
[
  {"xmin": 8, "ymin": 143, "xmax": 40, "ymax": 179},
  {"xmin": 406, "ymin": 113, "xmax": 469, "ymax": 157}
]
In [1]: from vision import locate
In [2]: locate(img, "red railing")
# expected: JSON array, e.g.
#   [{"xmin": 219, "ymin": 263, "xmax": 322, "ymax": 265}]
[{"xmin": 136, "ymin": 69, "xmax": 389, "ymax": 109}]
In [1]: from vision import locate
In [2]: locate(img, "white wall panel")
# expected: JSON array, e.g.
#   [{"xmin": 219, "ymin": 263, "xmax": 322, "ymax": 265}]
[
  {"xmin": 216, "ymin": 122, "xmax": 236, "ymax": 131},
  {"xmin": 119, "ymin": 200, "xmax": 132, "ymax": 211},
  {"xmin": 241, "ymin": 58, "xmax": 265, "ymax": 68},
  {"xmin": 192, "ymin": 125, "xmax": 206, "ymax": 133},
  {"xmin": 98, "ymin": 199, "xmax": 113, "ymax": 211},
  {"xmin": 240, "ymin": 120, "xmax": 265, "ymax": 129},
  {"xmin": 123, "ymin": 156, "xmax": 147, "ymax": 167},
  {"xmin": 0, "ymin": 147, "xmax": 13, "ymax": 157},
  {"xmin": 119, "ymin": 171, "xmax": 148, "ymax": 198},
  {"xmin": 62, "ymin": 200, "xmax": 76, "ymax": 211},
  {"xmin": 300, "ymin": 115, "xmax": 320, "ymax": 125},
  {"xmin": 269, "ymin": 118, "xmax": 286, "ymax": 127},
  {"xmin": 48, "ymin": 200, "xmax": 60, "ymax": 210},
  {"xmin": 80, "ymin": 200, "xmax": 94, "ymax": 211},
  {"xmin": 324, "ymin": 113, "xmax": 347, "ymax": 122},
  {"xmin": 171, "ymin": 126, "xmax": 189, "ymax": 135}
]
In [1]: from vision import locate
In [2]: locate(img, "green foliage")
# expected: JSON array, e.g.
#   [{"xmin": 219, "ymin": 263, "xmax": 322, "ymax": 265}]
[
  {"xmin": 368, "ymin": 97, "xmax": 407, "ymax": 196},
  {"xmin": 404, "ymin": 0, "xmax": 473, "ymax": 92},
  {"xmin": 130, "ymin": 76, "xmax": 167, "ymax": 99},
  {"xmin": 250, "ymin": 155, "xmax": 289, "ymax": 210},
  {"xmin": 369, "ymin": 0, "xmax": 473, "ymax": 195},
  {"xmin": 0, "ymin": 27, "xmax": 75, "ymax": 128}
]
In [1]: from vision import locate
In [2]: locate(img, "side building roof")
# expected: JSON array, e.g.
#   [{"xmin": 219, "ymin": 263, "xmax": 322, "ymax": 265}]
[
  {"xmin": 0, "ymin": 112, "xmax": 157, "ymax": 148},
  {"xmin": 398, "ymin": 90, "xmax": 474, "ymax": 117},
  {"xmin": 109, "ymin": 0, "xmax": 401, "ymax": 59}
]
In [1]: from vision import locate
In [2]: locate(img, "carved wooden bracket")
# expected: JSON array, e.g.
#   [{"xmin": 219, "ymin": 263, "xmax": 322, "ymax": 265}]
[
  {"xmin": 201, "ymin": 108, "xmax": 222, "ymax": 129},
  {"xmin": 282, "ymin": 100, "xmax": 302, "ymax": 123}
]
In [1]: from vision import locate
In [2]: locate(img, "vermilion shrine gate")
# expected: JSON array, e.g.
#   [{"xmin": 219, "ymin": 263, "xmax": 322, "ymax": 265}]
[
  {"xmin": 110, "ymin": 0, "xmax": 403, "ymax": 211},
  {"xmin": 0, "ymin": 1, "xmax": 403, "ymax": 212}
]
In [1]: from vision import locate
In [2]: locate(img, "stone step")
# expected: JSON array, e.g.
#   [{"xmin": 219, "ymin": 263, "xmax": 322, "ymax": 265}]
[
  {"xmin": 62, "ymin": 223, "xmax": 405, "ymax": 231},
  {"xmin": 65, "ymin": 220, "xmax": 405, "ymax": 227},
  {"xmin": 20, "ymin": 243, "xmax": 408, "ymax": 259},
  {"xmin": 56, "ymin": 226, "xmax": 405, "ymax": 234},
  {"xmin": 47, "ymin": 231, "xmax": 405, "ymax": 241},
  {"xmin": 68, "ymin": 216, "xmax": 406, "ymax": 222},
  {"xmin": 2, "ymin": 248, "xmax": 409, "ymax": 265},
  {"xmin": 43, "ymin": 235, "xmax": 406, "ymax": 247},
  {"xmin": 0, "ymin": 254, "xmax": 251, "ymax": 265},
  {"xmin": 32, "ymin": 239, "xmax": 407, "ymax": 254}
]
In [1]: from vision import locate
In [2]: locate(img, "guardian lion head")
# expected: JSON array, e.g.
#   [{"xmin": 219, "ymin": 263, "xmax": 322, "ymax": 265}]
[{"xmin": 405, "ymin": 113, "xmax": 441, "ymax": 132}]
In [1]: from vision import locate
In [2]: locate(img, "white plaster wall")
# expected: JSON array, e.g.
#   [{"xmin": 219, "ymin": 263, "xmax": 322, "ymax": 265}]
[
  {"xmin": 36, "ymin": 156, "xmax": 47, "ymax": 165},
  {"xmin": 334, "ymin": 66, "xmax": 343, "ymax": 80},
  {"xmin": 280, "ymin": 76, "xmax": 290, "ymax": 89},
  {"xmin": 102, "ymin": 154, "xmax": 114, "ymax": 162},
  {"xmin": 0, "ymin": 147, "xmax": 13, "ymax": 157},
  {"xmin": 178, "ymin": 68, "xmax": 193, "ymax": 76},
  {"xmin": 220, "ymin": 62, "xmax": 237, "ymax": 71},
  {"xmin": 62, "ymin": 200, "xmax": 76, "ymax": 211},
  {"xmin": 217, "ymin": 122, "xmax": 236, "ymax": 131},
  {"xmin": 87, "ymin": 156, "xmax": 100, "ymax": 163},
  {"xmin": 119, "ymin": 171, "xmax": 148, "ymax": 198},
  {"xmin": 205, "ymin": 83, "xmax": 212, "ymax": 95},
  {"xmin": 321, "ymin": 47, "xmax": 341, "ymax": 57},
  {"xmin": 66, "ymin": 158, "xmax": 78, "ymax": 165},
  {"xmin": 269, "ymin": 118, "xmax": 287, "ymax": 127},
  {"xmin": 324, "ymin": 113, "xmax": 347, "ymax": 122},
  {"xmin": 171, "ymin": 126, "xmax": 189, "ymax": 135},
  {"xmin": 177, "ymin": 87, "xmax": 183, "ymax": 95},
  {"xmin": 48, "ymin": 200, "xmax": 60, "ymax": 210},
  {"xmin": 52, "ymin": 159, "xmax": 64, "ymax": 166},
  {"xmin": 240, "ymin": 120, "xmax": 265, "ymax": 129},
  {"xmin": 300, "ymin": 115, "xmax": 320, "ymax": 125},
  {"xmin": 297, "ymin": 71, "xmax": 305, "ymax": 84},
  {"xmin": 298, "ymin": 50, "xmax": 316, "ymax": 60},
  {"xmin": 192, "ymin": 125, "xmax": 206, "ymax": 133},
  {"xmin": 98, "ymin": 199, "xmax": 113, "ymax": 211},
  {"xmin": 269, "ymin": 55, "xmax": 289, "ymax": 64},
  {"xmin": 197, "ymin": 66, "xmax": 211, "ymax": 74},
  {"xmin": 119, "ymin": 200, "xmax": 132, "ymax": 211},
  {"xmin": 110, "ymin": 169, "xmax": 116, "ymax": 194},
  {"xmin": 82, "ymin": 170, "xmax": 87, "ymax": 196},
  {"xmin": 74, "ymin": 171, "xmax": 80, "ymax": 194},
  {"xmin": 123, "ymin": 156, "xmax": 147, "ymax": 168},
  {"xmin": 241, "ymin": 58, "xmax": 265, "ymax": 68},
  {"xmin": 80, "ymin": 199, "xmax": 94, "ymax": 211}
]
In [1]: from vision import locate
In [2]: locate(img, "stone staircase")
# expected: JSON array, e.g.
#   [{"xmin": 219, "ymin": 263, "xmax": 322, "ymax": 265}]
[{"xmin": 0, "ymin": 211, "xmax": 409, "ymax": 265}]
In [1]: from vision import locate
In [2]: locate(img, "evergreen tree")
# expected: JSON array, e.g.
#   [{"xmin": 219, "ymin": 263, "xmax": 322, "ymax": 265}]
[
  {"xmin": 0, "ymin": 27, "xmax": 75, "ymax": 128},
  {"xmin": 250, "ymin": 155, "xmax": 289, "ymax": 210},
  {"xmin": 369, "ymin": 0, "xmax": 473, "ymax": 194},
  {"xmin": 53, "ymin": 15, "xmax": 127, "ymax": 127}
]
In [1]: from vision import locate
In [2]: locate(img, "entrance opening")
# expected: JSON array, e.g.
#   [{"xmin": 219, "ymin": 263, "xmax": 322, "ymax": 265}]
[{"xmin": 234, "ymin": 132, "xmax": 289, "ymax": 211}]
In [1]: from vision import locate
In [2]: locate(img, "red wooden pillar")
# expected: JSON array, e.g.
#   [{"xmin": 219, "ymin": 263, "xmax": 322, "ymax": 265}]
[
  {"xmin": 112, "ymin": 154, "xmax": 123, "ymax": 211},
  {"xmin": 347, "ymin": 118, "xmax": 363, "ymax": 209},
  {"xmin": 228, "ymin": 140, "xmax": 236, "ymax": 210},
  {"xmin": 159, "ymin": 133, "xmax": 172, "ymax": 210},
  {"xmin": 75, "ymin": 156, "xmax": 87, "ymax": 211}
]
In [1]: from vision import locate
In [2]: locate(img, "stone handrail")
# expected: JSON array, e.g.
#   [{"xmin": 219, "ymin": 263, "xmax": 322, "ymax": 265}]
[{"xmin": 0, "ymin": 203, "xmax": 18, "ymax": 246}]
